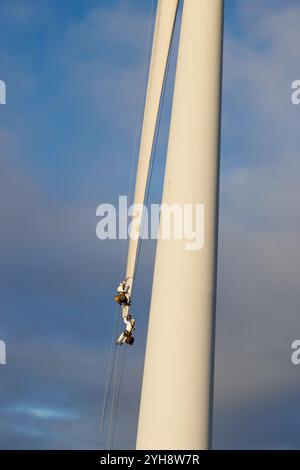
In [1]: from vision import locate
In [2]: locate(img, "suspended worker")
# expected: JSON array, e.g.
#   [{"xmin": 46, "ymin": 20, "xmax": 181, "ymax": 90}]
[
  {"xmin": 116, "ymin": 314, "xmax": 135, "ymax": 346},
  {"xmin": 114, "ymin": 280, "xmax": 131, "ymax": 307},
  {"xmin": 114, "ymin": 279, "xmax": 135, "ymax": 345}
]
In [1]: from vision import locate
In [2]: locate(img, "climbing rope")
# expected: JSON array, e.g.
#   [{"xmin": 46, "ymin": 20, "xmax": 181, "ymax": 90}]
[
  {"xmin": 133, "ymin": 0, "xmax": 179, "ymax": 294},
  {"xmin": 99, "ymin": 0, "xmax": 156, "ymax": 449},
  {"xmin": 106, "ymin": 3, "xmax": 179, "ymax": 449},
  {"xmin": 109, "ymin": 346, "xmax": 127, "ymax": 449}
]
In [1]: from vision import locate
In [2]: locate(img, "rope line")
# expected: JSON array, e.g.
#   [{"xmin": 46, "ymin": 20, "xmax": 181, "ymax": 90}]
[
  {"xmin": 107, "ymin": 339, "xmax": 120, "ymax": 449},
  {"xmin": 98, "ymin": 305, "xmax": 119, "ymax": 446},
  {"xmin": 133, "ymin": 1, "xmax": 179, "ymax": 290},
  {"xmin": 110, "ymin": 347, "xmax": 127, "ymax": 449},
  {"xmin": 128, "ymin": 0, "xmax": 156, "ymax": 209},
  {"xmin": 99, "ymin": 0, "xmax": 156, "ymax": 449},
  {"xmin": 107, "ymin": 2, "xmax": 179, "ymax": 448},
  {"xmin": 105, "ymin": 0, "xmax": 179, "ymax": 448}
]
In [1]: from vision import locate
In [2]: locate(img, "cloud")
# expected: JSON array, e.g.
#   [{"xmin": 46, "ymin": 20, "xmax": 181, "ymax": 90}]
[
  {"xmin": 213, "ymin": 0, "xmax": 300, "ymax": 449},
  {"xmin": 0, "ymin": 0, "xmax": 156, "ymax": 450},
  {"xmin": 0, "ymin": 336, "xmax": 109, "ymax": 449},
  {"xmin": 1, "ymin": 0, "xmax": 300, "ymax": 450}
]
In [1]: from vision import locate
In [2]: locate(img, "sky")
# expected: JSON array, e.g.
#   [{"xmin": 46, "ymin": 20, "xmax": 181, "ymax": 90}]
[{"xmin": 0, "ymin": 0, "xmax": 300, "ymax": 450}]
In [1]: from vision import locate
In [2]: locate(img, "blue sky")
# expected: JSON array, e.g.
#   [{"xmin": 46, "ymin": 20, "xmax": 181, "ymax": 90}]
[{"xmin": 1, "ymin": 0, "xmax": 300, "ymax": 449}]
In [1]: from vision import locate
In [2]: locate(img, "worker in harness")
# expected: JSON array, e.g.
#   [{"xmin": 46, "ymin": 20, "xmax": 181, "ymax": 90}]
[
  {"xmin": 114, "ymin": 280, "xmax": 131, "ymax": 307},
  {"xmin": 116, "ymin": 313, "xmax": 135, "ymax": 346},
  {"xmin": 114, "ymin": 279, "xmax": 135, "ymax": 346}
]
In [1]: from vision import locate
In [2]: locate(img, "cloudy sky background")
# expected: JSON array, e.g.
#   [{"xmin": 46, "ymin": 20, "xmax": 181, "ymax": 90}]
[{"xmin": 0, "ymin": 0, "xmax": 300, "ymax": 449}]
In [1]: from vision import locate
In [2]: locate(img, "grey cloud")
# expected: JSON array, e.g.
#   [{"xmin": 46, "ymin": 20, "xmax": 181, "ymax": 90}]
[
  {"xmin": 213, "ymin": 0, "xmax": 300, "ymax": 449},
  {"xmin": 1, "ymin": 0, "xmax": 300, "ymax": 450}
]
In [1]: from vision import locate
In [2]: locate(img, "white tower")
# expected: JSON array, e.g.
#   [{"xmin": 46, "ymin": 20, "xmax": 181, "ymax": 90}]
[{"xmin": 136, "ymin": 0, "xmax": 224, "ymax": 450}]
